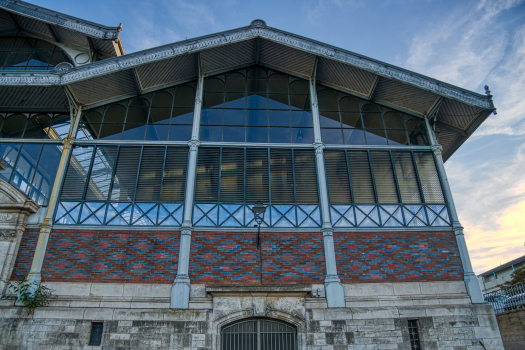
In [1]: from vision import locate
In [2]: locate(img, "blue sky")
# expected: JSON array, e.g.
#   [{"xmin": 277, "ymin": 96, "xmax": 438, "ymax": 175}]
[{"xmin": 36, "ymin": 0, "xmax": 525, "ymax": 273}]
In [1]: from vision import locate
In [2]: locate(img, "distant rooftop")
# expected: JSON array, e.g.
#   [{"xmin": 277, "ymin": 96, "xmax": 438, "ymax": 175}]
[{"xmin": 478, "ymin": 254, "xmax": 525, "ymax": 277}]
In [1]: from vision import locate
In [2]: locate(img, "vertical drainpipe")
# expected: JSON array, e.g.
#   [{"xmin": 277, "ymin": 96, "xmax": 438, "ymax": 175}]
[
  {"xmin": 309, "ymin": 65, "xmax": 345, "ymax": 308},
  {"xmin": 26, "ymin": 104, "xmax": 82, "ymax": 289},
  {"xmin": 171, "ymin": 56, "xmax": 204, "ymax": 309},
  {"xmin": 424, "ymin": 117, "xmax": 484, "ymax": 303}
]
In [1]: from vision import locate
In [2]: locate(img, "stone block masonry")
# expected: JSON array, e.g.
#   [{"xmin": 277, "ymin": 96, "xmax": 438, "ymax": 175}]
[
  {"xmin": 12, "ymin": 229, "xmax": 180, "ymax": 283},
  {"xmin": 496, "ymin": 309, "xmax": 525, "ymax": 350},
  {"xmin": 0, "ymin": 302, "xmax": 504, "ymax": 349},
  {"xmin": 334, "ymin": 231, "xmax": 463, "ymax": 283},
  {"xmin": 189, "ymin": 232, "xmax": 326, "ymax": 285}
]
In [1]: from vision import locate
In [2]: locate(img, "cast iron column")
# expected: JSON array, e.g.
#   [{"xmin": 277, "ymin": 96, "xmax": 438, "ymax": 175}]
[
  {"xmin": 171, "ymin": 64, "xmax": 204, "ymax": 309},
  {"xmin": 425, "ymin": 118, "xmax": 483, "ymax": 303},
  {"xmin": 26, "ymin": 105, "xmax": 82, "ymax": 288},
  {"xmin": 310, "ymin": 73, "xmax": 345, "ymax": 308}
]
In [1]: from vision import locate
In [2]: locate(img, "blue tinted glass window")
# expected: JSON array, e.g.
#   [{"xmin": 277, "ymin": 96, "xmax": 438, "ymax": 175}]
[
  {"xmin": 76, "ymin": 83, "xmax": 196, "ymax": 141},
  {"xmin": 0, "ymin": 113, "xmax": 70, "ymax": 140},
  {"xmin": 317, "ymin": 86, "xmax": 428, "ymax": 146},
  {"xmin": 0, "ymin": 37, "xmax": 71, "ymax": 70},
  {"xmin": 201, "ymin": 66, "xmax": 313, "ymax": 144}
]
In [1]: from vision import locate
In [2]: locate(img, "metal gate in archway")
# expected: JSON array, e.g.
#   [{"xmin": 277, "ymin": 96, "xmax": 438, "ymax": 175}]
[{"xmin": 221, "ymin": 318, "xmax": 297, "ymax": 350}]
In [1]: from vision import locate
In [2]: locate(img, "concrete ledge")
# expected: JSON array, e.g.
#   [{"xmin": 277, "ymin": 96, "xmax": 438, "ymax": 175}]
[
  {"xmin": 343, "ymin": 281, "xmax": 467, "ymax": 297},
  {"xmin": 205, "ymin": 285, "xmax": 312, "ymax": 293}
]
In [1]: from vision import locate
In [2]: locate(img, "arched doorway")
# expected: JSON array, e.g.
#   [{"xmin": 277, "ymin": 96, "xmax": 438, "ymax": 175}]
[{"xmin": 221, "ymin": 318, "xmax": 297, "ymax": 350}]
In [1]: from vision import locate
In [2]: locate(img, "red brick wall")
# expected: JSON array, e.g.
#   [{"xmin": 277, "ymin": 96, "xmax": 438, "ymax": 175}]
[
  {"xmin": 37, "ymin": 229, "xmax": 179, "ymax": 283},
  {"xmin": 189, "ymin": 232, "xmax": 326, "ymax": 285},
  {"xmin": 334, "ymin": 231, "xmax": 463, "ymax": 282},
  {"xmin": 13, "ymin": 228, "xmax": 462, "ymax": 285},
  {"xmin": 11, "ymin": 229, "xmax": 39, "ymax": 278}
]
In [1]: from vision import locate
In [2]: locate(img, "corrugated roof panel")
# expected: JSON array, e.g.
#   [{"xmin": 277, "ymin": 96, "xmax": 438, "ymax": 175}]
[
  {"xmin": 437, "ymin": 98, "xmax": 483, "ymax": 129},
  {"xmin": 92, "ymin": 38, "xmax": 117, "ymax": 58},
  {"xmin": 14, "ymin": 13, "xmax": 53, "ymax": 38},
  {"xmin": 373, "ymin": 77, "xmax": 440, "ymax": 114},
  {"xmin": 317, "ymin": 57, "xmax": 376, "ymax": 95},
  {"xmin": 0, "ymin": 86, "xmax": 68, "ymax": 108},
  {"xmin": 69, "ymin": 69, "xmax": 137, "ymax": 105},
  {"xmin": 201, "ymin": 39, "xmax": 255, "ymax": 74},
  {"xmin": 259, "ymin": 39, "xmax": 316, "ymax": 77},
  {"xmin": 0, "ymin": 9, "xmax": 16, "ymax": 32},
  {"xmin": 54, "ymin": 26, "xmax": 89, "ymax": 48},
  {"xmin": 435, "ymin": 124, "xmax": 461, "ymax": 156},
  {"xmin": 136, "ymin": 53, "xmax": 198, "ymax": 90}
]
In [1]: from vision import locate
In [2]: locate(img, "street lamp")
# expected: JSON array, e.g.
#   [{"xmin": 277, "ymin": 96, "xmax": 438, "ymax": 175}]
[{"xmin": 251, "ymin": 201, "xmax": 267, "ymax": 250}]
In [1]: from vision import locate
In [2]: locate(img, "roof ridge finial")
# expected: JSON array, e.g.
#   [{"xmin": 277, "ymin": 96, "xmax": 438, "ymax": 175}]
[
  {"xmin": 484, "ymin": 85, "xmax": 497, "ymax": 115},
  {"xmin": 250, "ymin": 19, "xmax": 267, "ymax": 28}
]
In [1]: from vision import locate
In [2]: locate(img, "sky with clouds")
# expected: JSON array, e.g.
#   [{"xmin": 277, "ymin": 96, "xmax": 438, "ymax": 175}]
[{"xmin": 36, "ymin": 0, "xmax": 525, "ymax": 274}]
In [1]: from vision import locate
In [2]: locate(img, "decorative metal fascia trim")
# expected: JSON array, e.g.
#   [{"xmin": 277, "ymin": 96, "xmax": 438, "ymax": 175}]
[
  {"xmin": 0, "ymin": 73, "xmax": 60, "ymax": 85},
  {"xmin": 0, "ymin": 22, "xmax": 492, "ymax": 110},
  {"xmin": 255, "ymin": 28, "xmax": 492, "ymax": 110},
  {"xmin": 0, "ymin": 0, "xmax": 120, "ymax": 39}
]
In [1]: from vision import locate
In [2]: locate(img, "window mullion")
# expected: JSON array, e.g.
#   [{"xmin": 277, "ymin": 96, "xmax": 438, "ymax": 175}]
[
  {"xmin": 81, "ymin": 146, "xmax": 97, "ymax": 202},
  {"xmin": 104, "ymin": 144, "xmax": 120, "ymax": 224}
]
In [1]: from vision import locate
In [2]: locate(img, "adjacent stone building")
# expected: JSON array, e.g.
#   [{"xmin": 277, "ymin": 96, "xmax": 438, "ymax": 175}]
[{"xmin": 0, "ymin": 1, "xmax": 504, "ymax": 349}]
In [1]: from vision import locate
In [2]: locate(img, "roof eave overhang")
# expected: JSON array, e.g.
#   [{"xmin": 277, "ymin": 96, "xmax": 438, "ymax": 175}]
[
  {"xmin": 0, "ymin": 21, "xmax": 496, "ymax": 161},
  {"xmin": 0, "ymin": 24, "xmax": 493, "ymax": 109},
  {"xmin": 0, "ymin": 0, "xmax": 121, "ymax": 39}
]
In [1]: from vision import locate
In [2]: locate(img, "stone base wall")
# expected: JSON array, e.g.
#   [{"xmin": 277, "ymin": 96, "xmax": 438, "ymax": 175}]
[
  {"xmin": 496, "ymin": 309, "xmax": 525, "ymax": 350},
  {"xmin": 0, "ymin": 281, "xmax": 505, "ymax": 350},
  {"xmin": 0, "ymin": 304, "xmax": 503, "ymax": 350}
]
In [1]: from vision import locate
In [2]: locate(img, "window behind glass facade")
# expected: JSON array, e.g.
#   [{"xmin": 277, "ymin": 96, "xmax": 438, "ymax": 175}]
[
  {"xmin": 0, "ymin": 112, "xmax": 68, "ymax": 205},
  {"xmin": 195, "ymin": 147, "xmax": 318, "ymax": 205},
  {"xmin": 55, "ymin": 145, "xmax": 188, "ymax": 226},
  {"xmin": 0, "ymin": 37, "xmax": 71, "ymax": 70},
  {"xmin": 325, "ymin": 150, "xmax": 443, "ymax": 204},
  {"xmin": 200, "ymin": 67, "xmax": 313, "ymax": 144}
]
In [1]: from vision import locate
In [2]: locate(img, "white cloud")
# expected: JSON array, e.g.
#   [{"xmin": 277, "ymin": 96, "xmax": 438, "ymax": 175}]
[
  {"xmin": 404, "ymin": 0, "xmax": 525, "ymax": 271},
  {"xmin": 404, "ymin": 0, "xmax": 522, "ymax": 90},
  {"xmin": 446, "ymin": 142, "xmax": 525, "ymax": 229},
  {"xmin": 476, "ymin": 24, "xmax": 525, "ymax": 137}
]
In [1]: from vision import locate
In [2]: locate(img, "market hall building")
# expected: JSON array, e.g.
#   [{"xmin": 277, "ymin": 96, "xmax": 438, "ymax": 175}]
[{"xmin": 0, "ymin": 1, "xmax": 504, "ymax": 349}]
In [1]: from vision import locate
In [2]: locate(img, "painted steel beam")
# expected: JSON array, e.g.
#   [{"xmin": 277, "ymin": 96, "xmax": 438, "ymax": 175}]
[{"xmin": 367, "ymin": 75, "xmax": 380, "ymax": 100}]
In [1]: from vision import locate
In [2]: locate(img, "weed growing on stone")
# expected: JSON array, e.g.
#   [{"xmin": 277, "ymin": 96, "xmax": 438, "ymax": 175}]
[{"xmin": 1, "ymin": 274, "xmax": 54, "ymax": 315}]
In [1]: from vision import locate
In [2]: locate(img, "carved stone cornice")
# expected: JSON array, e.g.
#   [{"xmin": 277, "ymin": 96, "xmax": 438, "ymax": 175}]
[
  {"xmin": 0, "ymin": 229, "xmax": 16, "ymax": 241},
  {"xmin": 0, "ymin": 0, "xmax": 120, "ymax": 39},
  {"xmin": 0, "ymin": 22, "xmax": 493, "ymax": 110}
]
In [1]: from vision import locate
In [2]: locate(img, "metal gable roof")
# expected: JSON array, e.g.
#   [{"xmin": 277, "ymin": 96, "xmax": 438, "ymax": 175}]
[
  {"xmin": 0, "ymin": 19, "xmax": 496, "ymax": 161},
  {"xmin": 0, "ymin": 0, "xmax": 123, "ymax": 59}
]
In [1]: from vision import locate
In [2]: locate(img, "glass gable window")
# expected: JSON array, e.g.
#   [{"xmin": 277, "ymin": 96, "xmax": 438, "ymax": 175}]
[
  {"xmin": 55, "ymin": 145, "xmax": 188, "ymax": 226},
  {"xmin": 200, "ymin": 66, "xmax": 314, "ymax": 144},
  {"xmin": 317, "ymin": 86, "xmax": 429, "ymax": 146},
  {"xmin": 0, "ymin": 37, "xmax": 71, "ymax": 71},
  {"xmin": 76, "ymin": 83, "xmax": 196, "ymax": 141},
  {"xmin": 0, "ymin": 113, "xmax": 70, "ymax": 140}
]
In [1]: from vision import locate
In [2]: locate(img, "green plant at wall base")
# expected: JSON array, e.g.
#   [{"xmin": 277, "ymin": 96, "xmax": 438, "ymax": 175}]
[{"xmin": 1, "ymin": 275, "xmax": 55, "ymax": 314}]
